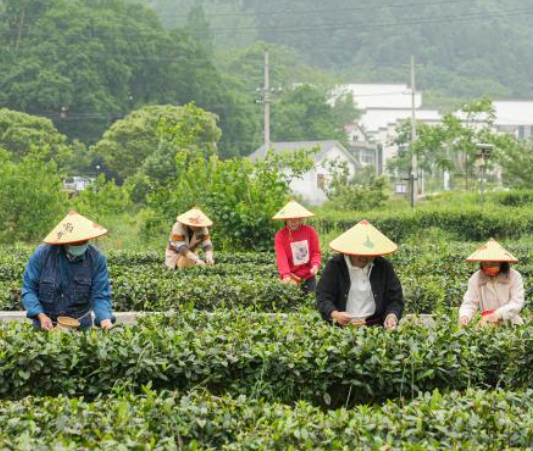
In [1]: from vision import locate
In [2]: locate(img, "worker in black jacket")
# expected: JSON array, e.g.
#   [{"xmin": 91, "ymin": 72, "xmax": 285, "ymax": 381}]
[{"xmin": 317, "ymin": 220, "xmax": 404, "ymax": 329}]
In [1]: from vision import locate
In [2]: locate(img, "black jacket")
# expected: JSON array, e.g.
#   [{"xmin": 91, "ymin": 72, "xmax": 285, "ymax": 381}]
[{"xmin": 316, "ymin": 254, "xmax": 405, "ymax": 325}]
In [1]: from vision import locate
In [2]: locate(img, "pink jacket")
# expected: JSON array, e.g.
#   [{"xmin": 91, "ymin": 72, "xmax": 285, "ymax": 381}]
[{"xmin": 459, "ymin": 269, "xmax": 525, "ymax": 324}]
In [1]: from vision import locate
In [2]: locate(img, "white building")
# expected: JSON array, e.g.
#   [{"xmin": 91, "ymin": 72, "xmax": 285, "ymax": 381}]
[
  {"xmin": 357, "ymin": 108, "xmax": 442, "ymax": 164},
  {"xmin": 63, "ymin": 176, "xmax": 94, "ymax": 194},
  {"xmin": 333, "ymin": 84, "xmax": 441, "ymax": 170},
  {"xmin": 250, "ymin": 140, "xmax": 362, "ymax": 205},
  {"xmin": 493, "ymin": 101, "xmax": 533, "ymax": 140},
  {"xmin": 337, "ymin": 86, "xmax": 533, "ymax": 167}
]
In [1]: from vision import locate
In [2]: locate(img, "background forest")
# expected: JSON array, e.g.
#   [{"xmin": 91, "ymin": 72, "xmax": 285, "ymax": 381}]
[
  {"xmin": 1, "ymin": 0, "xmax": 532, "ymax": 248},
  {"xmin": 2, "ymin": 0, "xmax": 532, "ymax": 159}
]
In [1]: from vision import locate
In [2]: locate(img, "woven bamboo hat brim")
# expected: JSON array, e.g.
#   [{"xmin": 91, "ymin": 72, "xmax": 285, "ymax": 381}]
[
  {"xmin": 177, "ymin": 208, "xmax": 213, "ymax": 228},
  {"xmin": 466, "ymin": 238, "xmax": 518, "ymax": 263},
  {"xmin": 43, "ymin": 212, "xmax": 108, "ymax": 245},
  {"xmin": 329, "ymin": 220, "xmax": 398, "ymax": 256},
  {"xmin": 272, "ymin": 201, "xmax": 314, "ymax": 220}
]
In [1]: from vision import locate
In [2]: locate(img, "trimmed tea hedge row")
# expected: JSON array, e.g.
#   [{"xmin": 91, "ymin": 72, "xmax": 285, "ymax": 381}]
[
  {"xmin": 5, "ymin": 242, "xmax": 533, "ymax": 283},
  {"xmin": 311, "ymin": 205, "xmax": 533, "ymax": 241},
  {"xmin": 3, "ymin": 242, "xmax": 533, "ymax": 284},
  {"xmin": 0, "ymin": 272, "xmax": 309, "ymax": 312},
  {"xmin": 1, "ymin": 388, "xmax": 533, "ymax": 450},
  {"xmin": 0, "ymin": 266, "xmax": 529, "ymax": 314},
  {"xmin": 0, "ymin": 311, "xmax": 531, "ymax": 406},
  {"xmin": 0, "ymin": 250, "xmax": 277, "ymax": 282},
  {"xmin": 2, "ymin": 244, "xmax": 533, "ymax": 313},
  {"xmin": 5, "ymin": 271, "xmax": 533, "ymax": 316}
]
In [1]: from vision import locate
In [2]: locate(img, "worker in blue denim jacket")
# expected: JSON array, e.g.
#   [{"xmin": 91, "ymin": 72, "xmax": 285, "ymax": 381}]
[{"xmin": 22, "ymin": 211, "xmax": 115, "ymax": 330}]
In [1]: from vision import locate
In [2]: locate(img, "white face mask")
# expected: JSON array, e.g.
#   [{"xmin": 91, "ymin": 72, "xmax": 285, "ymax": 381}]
[{"xmin": 67, "ymin": 244, "xmax": 89, "ymax": 257}]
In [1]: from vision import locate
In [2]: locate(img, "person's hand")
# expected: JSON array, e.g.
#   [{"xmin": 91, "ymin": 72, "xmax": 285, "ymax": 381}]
[
  {"xmin": 205, "ymin": 251, "xmax": 215, "ymax": 265},
  {"xmin": 331, "ymin": 311, "xmax": 354, "ymax": 326},
  {"xmin": 38, "ymin": 313, "xmax": 54, "ymax": 331},
  {"xmin": 195, "ymin": 259, "xmax": 206, "ymax": 266},
  {"xmin": 482, "ymin": 312, "xmax": 501, "ymax": 326},
  {"xmin": 459, "ymin": 316, "xmax": 471, "ymax": 327},
  {"xmin": 100, "ymin": 318, "xmax": 113, "ymax": 330},
  {"xmin": 310, "ymin": 266, "xmax": 319, "ymax": 276},
  {"xmin": 384, "ymin": 314, "xmax": 398, "ymax": 330},
  {"xmin": 281, "ymin": 277, "xmax": 292, "ymax": 284}
]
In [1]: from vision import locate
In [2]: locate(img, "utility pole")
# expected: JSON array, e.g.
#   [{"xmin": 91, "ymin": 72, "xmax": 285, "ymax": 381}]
[
  {"xmin": 410, "ymin": 55, "xmax": 417, "ymax": 208},
  {"xmin": 264, "ymin": 49, "xmax": 271, "ymax": 149},
  {"xmin": 475, "ymin": 143, "xmax": 494, "ymax": 205}
]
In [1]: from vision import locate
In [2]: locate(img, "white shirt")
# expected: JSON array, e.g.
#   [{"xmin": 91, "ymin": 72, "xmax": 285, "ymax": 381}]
[{"xmin": 344, "ymin": 255, "xmax": 376, "ymax": 319}]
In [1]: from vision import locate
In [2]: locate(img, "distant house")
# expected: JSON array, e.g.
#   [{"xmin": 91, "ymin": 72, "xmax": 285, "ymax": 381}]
[
  {"xmin": 332, "ymin": 84, "xmax": 442, "ymax": 169},
  {"xmin": 250, "ymin": 140, "xmax": 363, "ymax": 205},
  {"xmin": 63, "ymin": 176, "xmax": 94, "ymax": 194},
  {"xmin": 359, "ymin": 108, "xmax": 442, "ymax": 165},
  {"xmin": 336, "ymin": 85, "xmax": 533, "ymax": 171}
]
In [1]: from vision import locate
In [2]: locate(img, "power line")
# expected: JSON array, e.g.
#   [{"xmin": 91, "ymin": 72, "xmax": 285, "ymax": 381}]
[
  {"xmin": 15, "ymin": 0, "xmax": 523, "ymax": 21},
  {"xmin": 29, "ymin": 89, "xmax": 429, "ymax": 121},
  {"xmin": 155, "ymin": 0, "xmax": 514, "ymax": 19},
  {"xmin": 2, "ymin": 5, "xmax": 533, "ymax": 40},
  {"xmin": 205, "ymin": 6, "xmax": 533, "ymax": 35}
]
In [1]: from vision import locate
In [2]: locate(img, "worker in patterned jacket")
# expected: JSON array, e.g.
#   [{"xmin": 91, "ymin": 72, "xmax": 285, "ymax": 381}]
[
  {"xmin": 22, "ymin": 211, "xmax": 115, "ymax": 331},
  {"xmin": 273, "ymin": 200, "xmax": 321, "ymax": 294},
  {"xmin": 165, "ymin": 207, "xmax": 215, "ymax": 269}
]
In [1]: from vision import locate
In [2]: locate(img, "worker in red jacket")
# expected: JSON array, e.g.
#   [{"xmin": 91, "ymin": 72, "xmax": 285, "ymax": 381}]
[{"xmin": 273, "ymin": 201, "xmax": 321, "ymax": 294}]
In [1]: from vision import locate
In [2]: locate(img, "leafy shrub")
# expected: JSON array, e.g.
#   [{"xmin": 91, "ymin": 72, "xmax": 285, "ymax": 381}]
[
  {"xmin": 0, "ymin": 312, "xmax": 530, "ymax": 405},
  {"xmin": 0, "ymin": 150, "xmax": 68, "ymax": 243},
  {"xmin": 310, "ymin": 205, "xmax": 533, "ymax": 241},
  {"xmin": 144, "ymin": 149, "xmax": 314, "ymax": 251},
  {"xmin": 71, "ymin": 174, "xmax": 132, "ymax": 220},
  {"xmin": 2, "ymin": 245, "xmax": 533, "ymax": 314},
  {"xmin": 325, "ymin": 161, "xmax": 389, "ymax": 211},
  {"xmin": 493, "ymin": 189, "xmax": 533, "ymax": 207},
  {"xmin": 1, "ymin": 389, "xmax": 533, "ymax": 449}
]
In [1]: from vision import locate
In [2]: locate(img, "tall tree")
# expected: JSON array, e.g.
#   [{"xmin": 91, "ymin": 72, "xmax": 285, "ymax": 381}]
[
  {"xmin": 94, "ymin": 104, "xmax": 220, "ymax": 184},
  {"xmin": 0, "ymin": 108, "xmax": 71, "ymax": 164},
  {"xmin": 271, "ymin": 84, "xmax": 357, "ymax": 143},
  {"xmin": 0, "ymin": 0, "xmax": 255, "ymax": 158}
]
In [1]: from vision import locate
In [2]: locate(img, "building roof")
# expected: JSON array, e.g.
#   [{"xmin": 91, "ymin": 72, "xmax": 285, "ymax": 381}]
[
  {"xmin": 332, "ymin": 84, "xmax": 422, "ymax": 110},
  {"xmin": 359, "ymin": 108, "xmax": 442, "ymax": 134},
  {"xmin": 250, "ymin": 140, "xmax": 361, "ymax": 167},
  {"xmin": 493, "ymin": 101, "xmax": 533, "ymax": 126}
]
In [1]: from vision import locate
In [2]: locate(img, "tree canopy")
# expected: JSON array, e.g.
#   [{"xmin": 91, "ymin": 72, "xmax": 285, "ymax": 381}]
[
  {"xmin": 94, "ymin": 104, "xmax": 220, "ymax": 184},
  {"xmin": 144, "ymin": 0, "xmax": 533, "ymax": 102},
  {"xmin": 0, "ymin": 0, "xmax": 260, "ymax": 157}
]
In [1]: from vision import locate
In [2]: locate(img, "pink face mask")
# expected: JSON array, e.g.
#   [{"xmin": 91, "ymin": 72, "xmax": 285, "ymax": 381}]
[{"xmin": 483, "ymin": 266, "xmax": 500, "ymax": 277}]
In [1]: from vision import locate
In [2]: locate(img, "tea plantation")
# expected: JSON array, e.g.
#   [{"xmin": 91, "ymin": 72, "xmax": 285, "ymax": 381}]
[{"xmin": 2, "ymin": 233, "xmax": 533, "ymax": 449}]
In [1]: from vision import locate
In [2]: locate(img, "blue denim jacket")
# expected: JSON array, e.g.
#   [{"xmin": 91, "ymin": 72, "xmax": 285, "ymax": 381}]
[{"xmin": 22, "ymin": 244, "xmax": 115, "ymax": 328}]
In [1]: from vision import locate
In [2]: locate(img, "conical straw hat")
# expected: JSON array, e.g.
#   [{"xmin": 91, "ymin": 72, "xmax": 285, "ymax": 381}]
[
  {"xmin": 43, "ymin": 212, "xmax": 108, "ymax": 245},
  {"xmin": 272, "ymin": 201, "xmax": 314, "ymax": 220},
  {"xmin": 466, "ymin": 239, "xmax": 518, "ymax": 263},
  {"xmin": 177, "ymin": 208, "xmax": 213, "ymax": 227},
  {"xmin": 329, "ymin": 220, "xmax": 398, "ymax": 256}
]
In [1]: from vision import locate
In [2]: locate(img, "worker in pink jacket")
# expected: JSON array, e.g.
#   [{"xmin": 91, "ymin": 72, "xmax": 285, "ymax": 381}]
[
  {"xmin": 273, "ymin": 201, "xmax": 321, "ymax": 294},
  {"xmin": 459, "ymin": 239, "xmax": 525, "ymax": 327}
]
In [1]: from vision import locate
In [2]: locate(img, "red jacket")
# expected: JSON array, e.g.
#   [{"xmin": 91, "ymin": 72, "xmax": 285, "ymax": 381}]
[{"xmin": 274, "ymin": 224, "xmax": 321, "ymax": 280}]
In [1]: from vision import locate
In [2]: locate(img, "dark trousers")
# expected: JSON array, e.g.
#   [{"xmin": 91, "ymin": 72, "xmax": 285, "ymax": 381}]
[{"xmin": 302, "ymin": 276, "xmax": 317, "ymax": 295}]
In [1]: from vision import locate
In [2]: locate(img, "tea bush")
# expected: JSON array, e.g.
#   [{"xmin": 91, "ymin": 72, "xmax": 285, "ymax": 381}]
[
  {"xmin": 1, "ymin": 389, "xmax": 533, "ymax": 450},
  {"xmin": 310, "ymin": 205, "xmax": 533, "ymax": 241},
  {"xmin": 2, "ymin": 245, "xmax": 533, "ymax": 314},
  {"xmin": 0, "ymin": 312, "xmax": 531, "ymax": 406}
]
